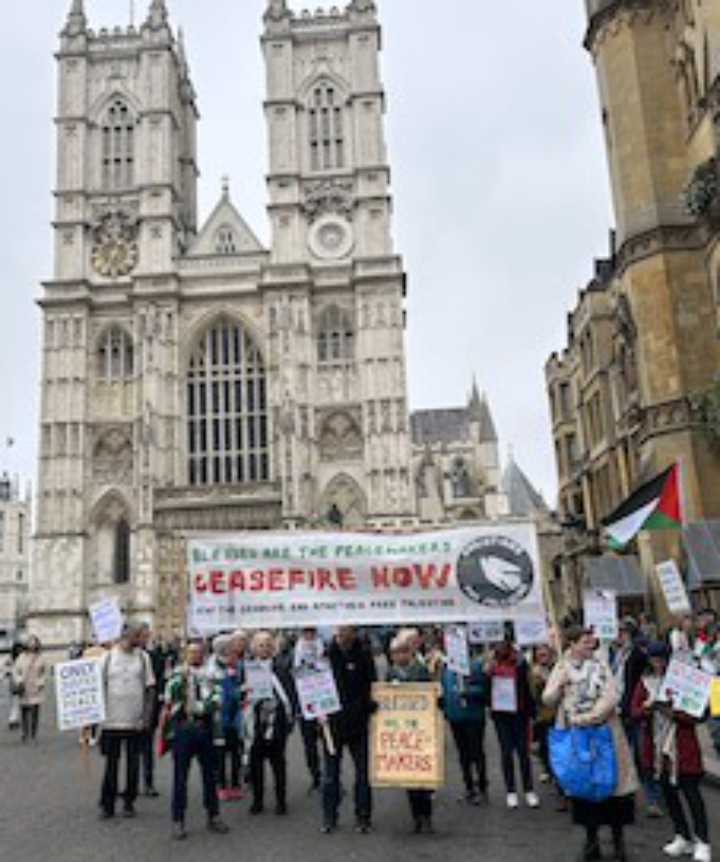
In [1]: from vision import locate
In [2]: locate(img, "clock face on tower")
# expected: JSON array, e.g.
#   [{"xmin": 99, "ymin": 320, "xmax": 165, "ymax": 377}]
[
  {"xmin": 308, "ymin": 214, "xmax": 355, "ymax": 260},
  {"xmin": 91, "ymin": 235, "xmax": 139, "ymax": 278},
  {"xmin": 91, "ymin": 207, "xmax": 140, "ymax": 279}
]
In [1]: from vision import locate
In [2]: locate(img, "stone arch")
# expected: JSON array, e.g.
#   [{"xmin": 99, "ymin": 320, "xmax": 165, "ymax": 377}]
[
  {"xmin": 89, "ymin": 490, "xmax": 134, "ymax": 586},
  {"xmin": 320, "ymin": 474, "xmax": 366, "ymax": 528}
]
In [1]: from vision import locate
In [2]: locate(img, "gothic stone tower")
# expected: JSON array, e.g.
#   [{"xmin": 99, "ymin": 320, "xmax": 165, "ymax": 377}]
[
  {"xmin": 30, "ymin": 0, "xmax": 414, "ymax": 647},
  {"xmin": 584, "ymin": 2, "xmax": 720, "ymax": 546},
  {"xmin": 262, "ymin": 0, "xmax": 413, "ymax": 528}
]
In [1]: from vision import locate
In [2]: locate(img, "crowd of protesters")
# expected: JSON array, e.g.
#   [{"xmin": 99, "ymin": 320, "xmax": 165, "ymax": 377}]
[{"xmin": 2, "ymin": 608, "xmax": 719, "ymax": 861}]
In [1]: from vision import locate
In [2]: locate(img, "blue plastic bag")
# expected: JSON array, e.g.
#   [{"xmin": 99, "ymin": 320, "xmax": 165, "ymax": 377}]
[{"xmin": 549, "ymin": 725, "xmax": 618, "ymax": 803}]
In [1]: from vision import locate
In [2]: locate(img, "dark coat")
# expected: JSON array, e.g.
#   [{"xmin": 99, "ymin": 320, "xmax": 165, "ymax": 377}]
[
  {"xmin": 630, "ymin": 676, "xmax": 704, "ymax": 777},
  {"xmin": 327, "ymin": 639, "xmax": 377, "ymax": 742}
]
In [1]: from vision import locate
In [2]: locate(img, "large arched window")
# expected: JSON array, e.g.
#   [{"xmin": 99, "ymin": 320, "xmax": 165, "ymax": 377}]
[
  {"xmin": 317, "ymin": 305, "xmax": 354, "ymax": 363},
  {"xmin": 101, "ymin": 98, "xmax": 135, "ymax": 191},
  {"xmin": 98, "ymin": 327, "xmax": 134, "ymax": 381},
  {"xmin": 308, "ymin": 82, "xmax": 345, "ymax": 172},
  {"xmin": 187, "ymin": 319, "xmax": 269, "ymax": 486}
]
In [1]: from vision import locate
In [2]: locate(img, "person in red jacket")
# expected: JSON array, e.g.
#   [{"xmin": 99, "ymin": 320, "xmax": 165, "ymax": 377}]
[{"xmin": 630, "ymin": 642, "xmax": 711, "ymax": 862}]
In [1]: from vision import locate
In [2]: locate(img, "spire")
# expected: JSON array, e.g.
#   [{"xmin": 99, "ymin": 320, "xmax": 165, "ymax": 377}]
[
  {"xmin": 63, "ymin": 0, "xmax": 87, "ymax": 36},
  {"xmin": 467, "ymin": 379, "xmax": 498, "ymax": 442},
  {"xmin": 468, "ymin": 375, "xmax": 482, "ymax": 418},
  {"xmin": 146, "ymin": 0, "xmax": 169, "ymax": 30},
  {"xmin": 221, "ymin": 175, "xmax": 231, "ymax": 201},
  {"xmin": 501, "ymin": 458, "xmax": 548, "ymax": 518},
  {"xmin": 177, "ymin": 26, "xmax": 188, "ymax": 72},
  {"xmin": 264, "ymin": 0, "xmax": 292, "ymax": 27}
]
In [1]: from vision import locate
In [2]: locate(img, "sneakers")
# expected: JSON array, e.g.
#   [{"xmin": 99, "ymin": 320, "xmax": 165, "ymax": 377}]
[
  {"xmin": 506, "ymin": 793, "xmax": 519, "ymax": 809},
  {"xmin": 526, "ymin": 792, "xmax": 540, "ymax": 809},
  {"xmin": 172, "ymin": 822, "xmax": 188, "ymax": 841},
  {"xmin": 693, "ymin": 843, "xmax": 712, "ymax": 862},
  {"xmin": 664, "ymin": 837, "xmax": 695, "ymax": 858},
  {"xmin": 355, "ymin": 817, "xmax": 373, "ymax": 834},
  {"xmin": 206, "ymin": 816, "xmax": 229, "ymax": 835}
]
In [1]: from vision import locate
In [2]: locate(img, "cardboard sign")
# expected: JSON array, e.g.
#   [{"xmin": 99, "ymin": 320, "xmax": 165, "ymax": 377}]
[
  {"xmin": 89, "ymin": 597, "xmax": 124, "ymax": 644},
  {"xmin": 656, "ymin": 561, "xmax": 691, "ymax": 615},
  {"xmin": 711, "ymin": 679, "xmax": 720, "ymax": 719},
  {"xmin": 188, "ymin": 524, "xmax": 545, "ymax": 634},
  {"xmin": 467, "ymin": 621, "xmax": 505, "ymax": 645},
  {"xmin": 370, "ymin": 683, "xmax": 444, "ymax": 790},
  {"xmin": 583, "ymin": 589, "xmax": 618, "ymax": 642},
  {"xmin": 55, "ymin": 659, "xmax": 106, "ymax": 732},
  {"xmin": 515, "ymin": 618, "xmax": 550, "ymax": 647},
  {"xmin": 245, "ymin": 660, "xmax": 274, "ymax": 702},
  {"xmin": 491, "ymin": 676, "xmax": 518, "ymax": 713},
  {"xmin": 295, "ymin": 664, "xmax": 341, "ymax": 721},
  {"xmin": 445, "ymin": 625, "xmax": 470, "ymax": 676},
  {"xmin": 659, "ymin": 658, "xmax": 714, "ymax": 719}
]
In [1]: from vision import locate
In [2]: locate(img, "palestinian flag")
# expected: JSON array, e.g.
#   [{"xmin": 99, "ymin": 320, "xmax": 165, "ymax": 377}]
[{"xmin": 602, "ymin": 464, "xmax": 682, "ymax": 550}]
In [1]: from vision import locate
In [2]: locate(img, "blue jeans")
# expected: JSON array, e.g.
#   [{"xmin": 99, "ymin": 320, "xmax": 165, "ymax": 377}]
[
  {"xmin": 171, "ymin": 722, "xmax": 219, "ymax": 824},
  {"xmin": 322, "ymin": 732, "xmax": 372, "ymax": 827}
]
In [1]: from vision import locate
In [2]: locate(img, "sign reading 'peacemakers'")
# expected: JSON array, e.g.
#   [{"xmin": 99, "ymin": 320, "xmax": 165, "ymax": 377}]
[{"xmin": 187, "ymin": 523, "xmax": 544, "ymax": 634}]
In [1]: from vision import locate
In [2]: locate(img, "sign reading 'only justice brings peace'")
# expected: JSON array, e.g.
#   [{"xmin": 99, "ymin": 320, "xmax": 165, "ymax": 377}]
[{"xmin": 188, "ymin": 524, "xmax": 544, "ymax": 634}]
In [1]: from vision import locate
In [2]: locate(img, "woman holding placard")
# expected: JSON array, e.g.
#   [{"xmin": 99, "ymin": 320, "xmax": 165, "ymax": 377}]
[
  {"xmin": 631, "ymin": 642, "xmax": 711, "ymax": 862},
  {"xmin": 544, "ymin": 626, "xmax": 637, "ymax": 862},
  {"xmin": 387, "ymin": 636, "xmax": 435, "ymax": 834},
  {"xmin": 488, "ymin": 638, "xmax": 539, "ymax": 810}
]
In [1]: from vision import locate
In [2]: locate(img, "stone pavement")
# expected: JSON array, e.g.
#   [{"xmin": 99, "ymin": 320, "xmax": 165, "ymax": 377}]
[{"xmin": 0, "ymin": 689, "xmax": 718, "ymax": 862}]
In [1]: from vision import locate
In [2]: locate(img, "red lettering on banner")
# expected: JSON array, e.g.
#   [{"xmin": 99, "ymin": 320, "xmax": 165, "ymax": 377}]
[
  {"xmin": 372, "ymin": 567, "xmax": 391, "ymax": 588},
  {"xmin": 195, "ymin": 573, "xmax": 208, "ymax": 594},
  {"xmin": 229, "ymin": 570, "xmax": 244, "ymax": 591},
  {"xmin": 209, "ymin": 571, "xmax": 226, "ymax": 595},
  {"xmin": 268, "ymin": 569, "xmax": 284, "ymax": 591},
  {"xmin": 315, "ymin": 568, "xmax": 336, "ymax": 591},
  {"xmin": 337, "ymin": 567, "xmax": 356, "ymax": 591},
  {"xmin": 250, "ymin": 570, "xmax": 265, "ymax": 591},
  {"xmin": 290, "ymin": 569, "xmax": 305, "ymax": 589}
]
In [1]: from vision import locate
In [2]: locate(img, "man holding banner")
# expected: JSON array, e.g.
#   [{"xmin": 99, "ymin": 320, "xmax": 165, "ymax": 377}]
[{"xmin": 321, "ymin": 627, "xmax": 377, "ymax": 835}]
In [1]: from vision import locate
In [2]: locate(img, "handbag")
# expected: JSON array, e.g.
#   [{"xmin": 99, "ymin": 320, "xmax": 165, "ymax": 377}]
[{"xmin": 549, "ymin": 724, "xmax": 618, "ymax": 803}]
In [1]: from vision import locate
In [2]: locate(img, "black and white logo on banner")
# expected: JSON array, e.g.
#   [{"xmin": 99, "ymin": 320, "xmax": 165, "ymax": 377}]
[{"xmin": 457, "ymin": 536, "xmax": 535, "ymax": 608}]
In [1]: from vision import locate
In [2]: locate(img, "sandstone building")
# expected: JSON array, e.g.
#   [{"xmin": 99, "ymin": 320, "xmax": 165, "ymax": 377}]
[
  {"xmin": 547, "ymin": 0, "xmax": 720, "ymax": 614},
  {"xmin": 30, "ymin": 0, "xmax": 517, "ymax": 647},
  {"xmin": 0, "ymin": 475, "xmax": 31, "ymax": 649}
]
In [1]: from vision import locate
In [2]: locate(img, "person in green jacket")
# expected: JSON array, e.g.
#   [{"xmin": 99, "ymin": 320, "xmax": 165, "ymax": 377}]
[{"xmin": 165, "ymin": 641, "xmax": 229, "ymax": 841}]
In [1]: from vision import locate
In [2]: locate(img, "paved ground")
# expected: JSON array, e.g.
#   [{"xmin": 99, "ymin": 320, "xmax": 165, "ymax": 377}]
[{"xmin": 1, "ymin": 688, "xmax": 718, "ymax": 862}]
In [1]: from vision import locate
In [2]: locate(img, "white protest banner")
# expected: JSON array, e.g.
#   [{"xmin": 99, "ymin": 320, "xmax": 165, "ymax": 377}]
[
  {"xmin": 467, "ymin": 621, "xmax": 505, "ymax": 645},
  {"xmin": 188, "ymin": 524, "xmax": 544, "ymax": 634},
  {"xmin": 583, "ymin": 589, "xmax": 618, "ymax": 642},
  {"xmin": 515, "ymin": 618, "xmax": 550, "ymax": 648},
  {"xmin": 295, "ymin": 664, "xmax": 341, "ymax": 721},
  {"xmin": 659, "ymin": 658, "xmax": 713, "ymax": 719},
  {"xmin": 491, "ymin": 676, "xmax": 518, "ymax": 713},
  {"xmin": 55, "ymin": 659, "xmax": 105, "ymax": 732},
  {"xmin": 445, "ymin": 625, "xmax": 470, "ymax": 676},
  {"xmin": 245, "ymin": 660, "xmax": 275, "ymax": 702},
  {"xmin": 89, "ymin": 597, "xmax": 124, "ymax": 644},
  {"xmin": 656, "ymin": 560, "xmax": 691, "ymax": 615}
]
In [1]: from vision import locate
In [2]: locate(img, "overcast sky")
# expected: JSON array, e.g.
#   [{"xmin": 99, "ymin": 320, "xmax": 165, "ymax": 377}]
[{"xmin": 0, "ymin": 0, "xmax": 613, "ymax": 504}]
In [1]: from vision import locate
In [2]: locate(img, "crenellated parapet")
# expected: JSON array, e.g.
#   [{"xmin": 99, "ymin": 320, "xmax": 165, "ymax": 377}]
[{"xmin": 584, "ymin": 0, "xmax": 673, "ymax": 53}]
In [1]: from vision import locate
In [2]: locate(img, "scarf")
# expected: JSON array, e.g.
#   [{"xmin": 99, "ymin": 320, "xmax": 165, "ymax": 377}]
[{"xmin": 565, "ymin": 656, "xmax": 610, "ymax": 718}]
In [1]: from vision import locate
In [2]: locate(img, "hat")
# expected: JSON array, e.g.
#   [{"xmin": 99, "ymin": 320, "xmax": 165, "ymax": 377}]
[
  {"xmin": 647, "ymin": 641, "xmax": 670, "ymax": 660},
  {"xmin": 619, "ymin": 616, "xmax": 638, "ymax": 634}
]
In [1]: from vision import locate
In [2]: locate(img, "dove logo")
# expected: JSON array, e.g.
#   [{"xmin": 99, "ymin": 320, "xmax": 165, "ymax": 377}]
[{"xmin": 456, "ymin": 536, "xmax": 534, "ymax": 608}]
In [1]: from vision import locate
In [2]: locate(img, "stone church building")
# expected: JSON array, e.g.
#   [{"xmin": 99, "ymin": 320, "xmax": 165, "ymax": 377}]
[{"xmin": 30, "ymin": 0, "xmax": 533, "ymax": 646}]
